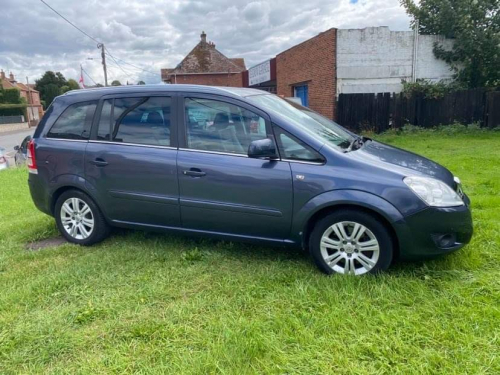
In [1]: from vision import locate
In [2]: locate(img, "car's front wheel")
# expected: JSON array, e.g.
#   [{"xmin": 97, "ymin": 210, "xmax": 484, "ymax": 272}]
[
  {"xmin": 309, "ymin": 209, "xmax": 393, "ymax": 275},
  {"xmin": 55, "ymin": 190, "xmax": 110, "ymax": 245}
]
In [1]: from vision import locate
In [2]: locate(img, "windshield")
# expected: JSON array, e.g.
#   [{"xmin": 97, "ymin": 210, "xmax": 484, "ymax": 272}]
[{"xmin": 247, "ymin": 94, "xmax": 355, "ymax": 150}]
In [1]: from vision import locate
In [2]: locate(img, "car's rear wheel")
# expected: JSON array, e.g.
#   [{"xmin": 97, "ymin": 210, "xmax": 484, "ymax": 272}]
[
  {"xmin": 309, "ymin": 209, "xmax": 393, "ymax": 275},
  {"xmin": 55, "ymin": 190, "xmax": 109, "ymax": 245}
]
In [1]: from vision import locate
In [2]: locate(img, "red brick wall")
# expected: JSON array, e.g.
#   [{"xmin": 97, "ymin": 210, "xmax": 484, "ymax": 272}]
[
  {"xmin": 276, "ymin": 28, "xmax": 337, "ymax": 120},
  {"xmin": 169, "ymin": 73, "xmax": 243, "ymax": 87}
]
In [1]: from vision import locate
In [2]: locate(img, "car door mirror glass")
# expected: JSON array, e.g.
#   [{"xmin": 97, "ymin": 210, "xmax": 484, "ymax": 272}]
[{"xmin": 248, "ymin": 138, "xmax": 278, "ymax": 159}]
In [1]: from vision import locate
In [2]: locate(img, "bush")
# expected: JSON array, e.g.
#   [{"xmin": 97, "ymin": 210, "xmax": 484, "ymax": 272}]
[
  {"xmin": 2, "ymin": 88, "xmax": 22, "ymax": 104},
  {"xmin": 371, "ymin": 122, "xmax": 490, "ymax": 137},
  {"xmin": 0, "ymin": 103, "xmax": 27, "ymax": 117},
  {"xmin": 401, "ymin": 79, "xmax": 464, "ymax": 99}
]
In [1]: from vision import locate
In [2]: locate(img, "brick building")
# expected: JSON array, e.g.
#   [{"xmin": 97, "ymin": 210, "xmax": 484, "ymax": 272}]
[
  {"xmin": 161, "ymin": 32, "xmax": 246, "ymax": 86},
  {"xmin": 161, "ymin": 27, "xmax": 453, "ymax": 121},
  {"xmin": 275, "ymin": 28, "xmax": 337, "ymax": 120},
  {"xmin": 0, "ymin": 70, "xmax": 43, "ymax": 124}
]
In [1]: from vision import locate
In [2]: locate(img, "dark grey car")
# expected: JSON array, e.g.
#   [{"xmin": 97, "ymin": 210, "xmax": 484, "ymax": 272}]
[{"xmin": 27, "ymin": 85, "xmax": 473, "ymax": 275}]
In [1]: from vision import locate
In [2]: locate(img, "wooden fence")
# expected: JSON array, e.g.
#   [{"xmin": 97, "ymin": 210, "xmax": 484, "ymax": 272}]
[{"xmin": 336, "ymin": 89, "xmax": 500, "ymax": 133}]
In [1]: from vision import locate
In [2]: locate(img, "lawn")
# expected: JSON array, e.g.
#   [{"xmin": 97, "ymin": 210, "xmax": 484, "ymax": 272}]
[{"xmin": 0, "ymin": 130, "xmax": 499, "ymax": 374}]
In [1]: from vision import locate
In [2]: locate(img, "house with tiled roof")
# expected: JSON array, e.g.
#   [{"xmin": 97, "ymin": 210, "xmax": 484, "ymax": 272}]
[
  {"xmin": 1, "ymin": 70, "xmax": 43, "ymax": 124},
  {"xmin": 161, "ymin": 32, "xmax": 246, "ymax": 87}
]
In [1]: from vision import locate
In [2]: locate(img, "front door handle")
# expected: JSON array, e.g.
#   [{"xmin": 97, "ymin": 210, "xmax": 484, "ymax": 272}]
[
  {"xmin": 91, "ymin": 158, "xmax": 108, "ymax": 167},
  {"xmin": 183, "ymin": 168, "xmax": 206, "ymax": 177}
]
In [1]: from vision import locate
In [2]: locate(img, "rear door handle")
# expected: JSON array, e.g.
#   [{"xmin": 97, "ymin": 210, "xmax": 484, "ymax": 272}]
[
  {"xmin": 183, "ymin": 168, "xmax": 206, "ymax": 177},
  {"xmin": 90, "ymin": 158, "xmax": 108, "ymax": 167}
]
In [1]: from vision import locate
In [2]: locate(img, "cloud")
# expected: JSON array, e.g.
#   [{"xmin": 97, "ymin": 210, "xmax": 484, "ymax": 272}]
[{"xmin": 0, "ymin": 0, "xmax": 411, "ymax": 84}]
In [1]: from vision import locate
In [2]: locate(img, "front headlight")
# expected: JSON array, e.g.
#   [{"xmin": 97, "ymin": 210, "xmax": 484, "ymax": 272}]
[{"xmin": 403, "ymin": 176, "xmax": 464, "ymax": 207}]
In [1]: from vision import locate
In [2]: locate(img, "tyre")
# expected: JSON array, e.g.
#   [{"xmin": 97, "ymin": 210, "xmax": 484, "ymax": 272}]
[
  {"xmin": 309, "ymin": 209, "xmax": 393, "ymax": 275},
  {"xmin": 54, "ymin": 189, "xmax": 110, "ymax": 246}
]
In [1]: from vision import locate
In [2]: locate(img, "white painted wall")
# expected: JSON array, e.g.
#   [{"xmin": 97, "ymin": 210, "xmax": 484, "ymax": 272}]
[{"xmin": 336, "ymin": 27, "xmax": 454, "ymax": 95}]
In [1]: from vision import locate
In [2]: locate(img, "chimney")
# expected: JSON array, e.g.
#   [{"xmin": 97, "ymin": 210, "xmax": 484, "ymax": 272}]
[
  {"xmin": 9, "ymin": 71, "xmax": 15, "ymax": 81},
  {"xmin": 201, "ymin": 31, "xmax": 207, "ymax": 43},
  {"xmin": 0, "ymin": 69, "xmax": 5, "ymax": 80}
]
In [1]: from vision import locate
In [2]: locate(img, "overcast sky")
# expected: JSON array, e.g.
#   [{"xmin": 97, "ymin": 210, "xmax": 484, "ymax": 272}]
[{"xmin": 0, "ymin": 0, "xmax": 411, "ymax": 86}]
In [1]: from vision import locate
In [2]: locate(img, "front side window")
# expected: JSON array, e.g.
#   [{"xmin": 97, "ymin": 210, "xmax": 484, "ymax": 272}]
[
  {"xmin": 185, "ymin": 98, "xmax": 267, "ymax": 155},
  {"xmin": 274, "ymin": 126, "xmax": 324, "ymax": 163},
  {"xmin": 47, "ymin": 101, "xmax": 97, "ymax": 140},
  {"xmin": 97, "ymin": 97, "xmax": 171, "ymax": 146}
]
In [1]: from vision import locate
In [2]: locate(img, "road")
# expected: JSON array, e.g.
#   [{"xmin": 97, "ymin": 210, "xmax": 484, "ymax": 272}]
[{"xmin": 0, "ymin": 128, "xmax": 35, "ymax": 166}]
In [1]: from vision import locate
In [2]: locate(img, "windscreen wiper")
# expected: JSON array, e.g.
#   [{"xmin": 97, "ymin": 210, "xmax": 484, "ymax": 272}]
[{"xmin": 345, "ymin": 136, "xmax": 370, "ymax": 152}]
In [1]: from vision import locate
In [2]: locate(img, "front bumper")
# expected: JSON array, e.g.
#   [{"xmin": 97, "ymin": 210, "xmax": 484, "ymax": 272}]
[{"xmin": 394, "ymin": 198, "xmax": 473, "ymax": 260}]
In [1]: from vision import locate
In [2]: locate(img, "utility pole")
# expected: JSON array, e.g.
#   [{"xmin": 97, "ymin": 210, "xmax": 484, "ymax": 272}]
[
  {"xmin": 412, "ymin": 19, "xmax": 420, "ymax": 83},
  {"xmin": 80, "ymin": 64, "xmax": 84, "ymax": 88},
  {"xmin": 26, "ymin": 77, "xmax": 32, "ymax": 124},
  {"xmin": 97, "ymin": 43, "xmax": 108, "ymax": 86}
]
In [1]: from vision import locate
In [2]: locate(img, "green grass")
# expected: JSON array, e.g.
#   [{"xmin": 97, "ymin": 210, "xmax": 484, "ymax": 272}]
[{"xmin": 1, "ymin": 131, "xmax": 499, "ymax": 374}]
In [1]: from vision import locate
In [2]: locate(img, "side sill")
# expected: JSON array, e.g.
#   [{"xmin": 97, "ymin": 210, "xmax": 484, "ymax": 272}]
[{"xmin": 111, "ymin": 219, "xmax": 297, "ymax": 246}]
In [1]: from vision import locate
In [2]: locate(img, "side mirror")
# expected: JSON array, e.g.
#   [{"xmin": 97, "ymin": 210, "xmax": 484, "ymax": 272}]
[
  {"xmin": 248, "ymin": 138, "xmax": 278, "ymax": 159},
  {"xmin": 13, "ymin": 146, "xmax": 19, "ymax": 151}
]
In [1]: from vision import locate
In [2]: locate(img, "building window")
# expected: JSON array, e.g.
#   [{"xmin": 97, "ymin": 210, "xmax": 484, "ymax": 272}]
[{"xmin": 294, "ymin": 85, "xmax": 309, "ymax": 107}]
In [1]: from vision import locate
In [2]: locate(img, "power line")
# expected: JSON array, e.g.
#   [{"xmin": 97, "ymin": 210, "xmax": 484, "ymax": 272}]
[
  {"xmin": 39, "ymin": 0, "xmax": 161, "ymax": 82},
  {"xmin": 105, "ymin": 53, "xmax": 160, "ymax": 77},
  {"xmin": 104, "ymin": 48, "xmax": 135, "ymax": 81},
  {"xmin": 39, "ymin": 0, "xmax": 100, "ymax": 44},
  {"xmin": 81, "ymin": 66, "xmax": 97, "ymax": 85},
  {"xmin": 106, "ymin": 60, "xmax": 138, "ymax": 83}
]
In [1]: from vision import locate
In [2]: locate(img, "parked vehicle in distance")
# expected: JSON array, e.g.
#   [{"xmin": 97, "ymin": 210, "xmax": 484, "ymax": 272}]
[
  {"xmin": 14, "ymin": 135, "xmax": 32, "ymax": 167},
  {"xmin": 0, "ymin": 147, "xmax": 9, "ymax": 171},
  {"xmin": 27, "ymin": 85, "xmax": 473, "ymax": 275}
]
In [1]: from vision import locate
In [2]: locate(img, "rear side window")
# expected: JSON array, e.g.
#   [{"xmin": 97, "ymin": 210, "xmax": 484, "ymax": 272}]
[
  {"xmin": 96, "ymin": 97, "xmax": 171, "ymax": 146},
  {"xmin": 47, "ymin": 101, "xmax": 97, "ymax": 140}
]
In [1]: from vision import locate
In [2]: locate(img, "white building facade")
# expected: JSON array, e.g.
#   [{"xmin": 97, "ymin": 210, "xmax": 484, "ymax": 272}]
[{"xmin": 336, "ymin": 27, "xmax": 454, "ymax": 95}]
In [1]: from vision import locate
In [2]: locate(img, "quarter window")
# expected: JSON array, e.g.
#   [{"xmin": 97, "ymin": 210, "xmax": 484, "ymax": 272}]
[
  {"xmin": 47, "ymin": 101, "xmax": 97, "ymax": 140},
  {"xmin": 96, "ymin": 97, "xmax": 171, "ymax": 146},
  {"xmin": 185, "ymin": 98, "xmax": 267, "ymax": 155},
  {"xmin": 274, "ymin": 125, "xmax": 324, "ymax": 163}
]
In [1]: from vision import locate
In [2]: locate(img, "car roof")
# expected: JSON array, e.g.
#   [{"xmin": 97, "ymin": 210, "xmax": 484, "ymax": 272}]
[{"xmin": 61, "ymin": 84, "xmax": 269, "ymax": 101}]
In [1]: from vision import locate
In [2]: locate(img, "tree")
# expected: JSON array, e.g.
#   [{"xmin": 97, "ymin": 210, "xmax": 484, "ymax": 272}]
[
  {"xmin": 401, "ymin": 0, "xmax": 500, "ymax": 88},
  {"xmin": 111, "ymin": 80, "xmax": 122, "ymax": 86},
  {"xmin": 43, "ymin": 84, "xmax": 62, "ymax": 108},
  {"xmin": 61, "ymin": 79, "xmax": 80, "ymax": 94},
  {"xmin": 137, "ymin": 80, "xmax": 146, "ymax": 85},
  {"xmin": 35, "ymin": 71, "xmax": 68, "ymax": 108},
  {"xmin": 67, "ymin": 79, "xmax": 80, "ymax": 90}
]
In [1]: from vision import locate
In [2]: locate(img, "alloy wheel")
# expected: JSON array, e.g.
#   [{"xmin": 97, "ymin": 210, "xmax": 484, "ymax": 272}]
[
  {"xmin": 60, "ymin": 197, "xmax": 94, "ymax": 240},
  {"xmin": 320, "ymin": 221, "xmax": 380, "ymax": 275}
]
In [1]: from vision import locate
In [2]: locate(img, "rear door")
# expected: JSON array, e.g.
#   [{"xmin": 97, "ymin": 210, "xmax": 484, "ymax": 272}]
[
  {"xmin": 177, "ymin": 94, "xmax": 293, "ymax": 240},
  {"xmin": 85, "ymin": 93, "xmax": 180, "ymax": 227}
]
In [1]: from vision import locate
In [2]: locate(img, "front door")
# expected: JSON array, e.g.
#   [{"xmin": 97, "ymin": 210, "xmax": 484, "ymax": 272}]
[
  {"xmin": 85, "ymin": 94, "xmax": 180, "ymax": 227},
  {"xmin": 294, "ymin": 85, "xmax": 309, "ymax": 107},
  {"xmin": 177, "ymin": 95, "xmax": 293, "ymax": 240}
]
